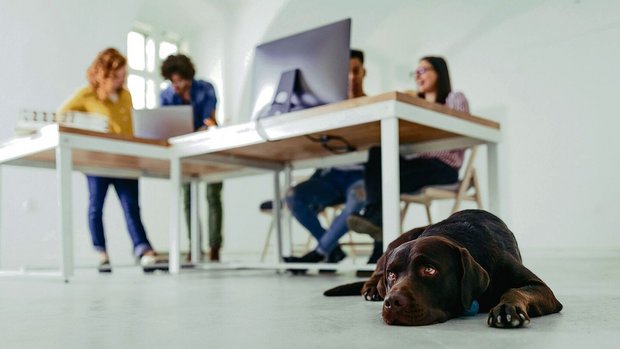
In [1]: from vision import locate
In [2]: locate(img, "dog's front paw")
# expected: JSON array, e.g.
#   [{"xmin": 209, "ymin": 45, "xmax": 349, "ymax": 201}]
[
  {"xmin": 488, "ymin": 303, "xmax": 530, "ymax": 328},
  {"xmin": 362, "ymin": 284, "xmax": 383, "ymax": 301}
]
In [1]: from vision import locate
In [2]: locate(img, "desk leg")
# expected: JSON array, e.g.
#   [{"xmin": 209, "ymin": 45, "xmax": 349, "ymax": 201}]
[
  {"xmin": 381, "ymin": 117, "xmax": 401, "ymax": 252},
  {"xmin": 190, "ymin": 178, "xmax": 200, "ymax": 264},
  {"xmin": 487, "ymin": 143, "xmax": 502, "ymax": 216},
  {"xmin": 0, "ymin": 165, "xmax": 3, "ymax": 269},
  {"xmin": 169, "ymin": 157, "xmax": 182, "ymax": 274},
  {"xmin": 56, "ymin": 144, "xmax": 73, "ymax": 282},
  {"xmin": 283, "ymin": 165, "xmax": 292, "ymax": 256},
  {"xmin": 273, "ymin": 171, "xmax": 283, "ymax": 263}
]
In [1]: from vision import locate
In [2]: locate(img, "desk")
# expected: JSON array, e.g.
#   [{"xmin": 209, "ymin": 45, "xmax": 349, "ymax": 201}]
[
  {"xmin": 169, "ymin": 92, "xmax": 501, "ymax": 273},
  {"xmin": 0, "ymin": 92, "xmax": 501, "ymax": 278},
  {"xmin": 0, "ymin": 125, "xmax": 236, "ymax": 280}
]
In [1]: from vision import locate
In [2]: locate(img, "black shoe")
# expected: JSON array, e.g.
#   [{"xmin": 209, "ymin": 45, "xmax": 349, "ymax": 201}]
[
  {"xmin": 356, "ymin": 241, "xmax": 383, "ymax": 277},
  {"xmin": 347, "ymin": 205, "xmax": 383, "ymax": 240},
  {"xmin": 98, "ymin": 260, "xmax": 112, "ymax": 273},
  {"xmin": 319, "ymin": 245, "xmax": 347, "ymax": 274},
  {"xmin": 283, "ymin": 250, "xmax": 325, "ymax": 275}
]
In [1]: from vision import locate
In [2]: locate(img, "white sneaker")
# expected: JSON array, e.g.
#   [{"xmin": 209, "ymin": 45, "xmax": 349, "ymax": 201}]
[{"xmin": 140, "ymin": 254, "xmax": 157, "ymax": 267}]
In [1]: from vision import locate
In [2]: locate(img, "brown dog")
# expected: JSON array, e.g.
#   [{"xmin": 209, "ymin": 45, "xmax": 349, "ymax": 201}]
[{"xmin": 325, "ymin": 210, "xmax": 563, "ymax": 328}]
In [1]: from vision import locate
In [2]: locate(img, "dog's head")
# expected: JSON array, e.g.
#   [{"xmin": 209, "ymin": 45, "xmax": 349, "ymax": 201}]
[{"xmin": 377, "ymin": 236, "xmax": 489, "ymax": 326}]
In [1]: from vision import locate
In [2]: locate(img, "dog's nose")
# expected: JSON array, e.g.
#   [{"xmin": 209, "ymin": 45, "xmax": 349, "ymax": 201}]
[{"xmin": 384, "ymin": 293, "xmax": 408, "ymax": 310}]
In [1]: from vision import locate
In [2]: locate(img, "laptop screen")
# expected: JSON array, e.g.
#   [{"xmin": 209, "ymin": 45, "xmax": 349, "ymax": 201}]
[{"xmin": 132, "ymin": 106, "xmax": 193, "ymax": 140}]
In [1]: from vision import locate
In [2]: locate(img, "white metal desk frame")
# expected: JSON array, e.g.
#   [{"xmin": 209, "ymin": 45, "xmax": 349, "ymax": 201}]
[
  {"xmin": 0, "ymin": 125, "xmax": 171, "ymax": 281},
  {"xmin": 169, "ymin": 95, "xmax": 501, "ymax": 274}
]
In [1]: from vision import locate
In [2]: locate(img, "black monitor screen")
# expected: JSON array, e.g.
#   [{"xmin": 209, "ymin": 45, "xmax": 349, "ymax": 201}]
[{"xmin": 251, "ymin": 19, "xmax": 351, "ymax": 119}]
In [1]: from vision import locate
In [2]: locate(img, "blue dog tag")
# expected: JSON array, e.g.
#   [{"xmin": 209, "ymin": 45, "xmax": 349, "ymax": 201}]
[{"xmin": 463, "ymin": 300, "xmax": 479, "ymax": 316}]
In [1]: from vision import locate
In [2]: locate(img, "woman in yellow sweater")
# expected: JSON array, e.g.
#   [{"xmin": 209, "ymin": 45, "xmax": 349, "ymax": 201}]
[{"xmin": 59, "ymin": 48, "xmax": 156, "ymax": 272}]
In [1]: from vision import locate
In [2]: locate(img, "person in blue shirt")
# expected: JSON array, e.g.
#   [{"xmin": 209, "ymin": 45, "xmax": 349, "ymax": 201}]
[{"xmin": 160, "ymin": 54, "xmax": 223, "ymax": 261}]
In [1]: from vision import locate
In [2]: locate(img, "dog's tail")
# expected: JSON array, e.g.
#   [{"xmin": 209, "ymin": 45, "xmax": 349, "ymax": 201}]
[{"xmin": 323, "ymin": 281, "xmax": 365, "ymax": 297}]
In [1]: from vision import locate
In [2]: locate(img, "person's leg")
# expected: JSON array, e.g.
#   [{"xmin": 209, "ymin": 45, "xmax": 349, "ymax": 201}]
[
  {"xmin": 317, "ymin": 177, "xmax": 365, "ymax": 256},
  {"xmin": 113, "ymin": 178, "xmax": 153, "ymax": 258},
  {"xmin": 348, "ymin": 153, "xmax": 458, "ymax": 248},
  {"xmin": 86, "ymin": 176, "xmax": 111, "ymax": 257},
  {"xmin": 362, "ymin": 146, "xmax": 383, "ymax": 207},
  {"xmin": 285, "ymin": 171, "xmax": 343, "ymax": 244},
  {"xmin": 182, "ymin": 183, "xmax": 192, "ymax": 244},
  {"xmin": 207, "ymin": 182, "xmax": 223, "ymax": 261}
]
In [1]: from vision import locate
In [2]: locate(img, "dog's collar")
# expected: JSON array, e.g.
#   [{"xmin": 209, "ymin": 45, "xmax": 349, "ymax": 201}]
[{"xmin": 463, "ymin": 300, "xmax": 479, "ymax": 316}]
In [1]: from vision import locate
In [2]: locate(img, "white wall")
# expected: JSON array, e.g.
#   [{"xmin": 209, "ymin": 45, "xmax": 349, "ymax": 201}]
[
  {"xmin": 219, "ymin": 0, "xmax": 620, "ymax": 252},
  {"xmin": 1, "ymin": 0, "xmax": 619, "ymax": 270}
]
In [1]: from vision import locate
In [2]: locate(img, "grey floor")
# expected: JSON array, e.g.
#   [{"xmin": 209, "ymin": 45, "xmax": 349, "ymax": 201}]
[{"xmin": 1, "ymin": 252, "xmax": 619, "ymax": 349}]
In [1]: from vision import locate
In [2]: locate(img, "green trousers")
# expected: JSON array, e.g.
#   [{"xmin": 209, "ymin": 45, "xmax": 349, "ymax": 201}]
[{"xmin": 183, "ymin": 182, "xmax": 223, "ymax": 249}]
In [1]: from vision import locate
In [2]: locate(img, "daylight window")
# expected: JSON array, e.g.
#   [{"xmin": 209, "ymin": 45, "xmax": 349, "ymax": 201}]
[{"xmin": 126, "ymin": 30, "xmax": 181, "ymax": 110}]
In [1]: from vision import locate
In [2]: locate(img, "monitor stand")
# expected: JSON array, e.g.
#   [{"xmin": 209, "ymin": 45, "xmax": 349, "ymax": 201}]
[{"xmin": 260, "ymin": 69, "xmax": 321, "ymax": 118}]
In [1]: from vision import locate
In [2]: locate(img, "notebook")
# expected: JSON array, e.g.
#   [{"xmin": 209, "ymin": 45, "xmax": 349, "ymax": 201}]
[{"xmin": 132, "ymin": 106, "xmax": 193, "ymax": 140}]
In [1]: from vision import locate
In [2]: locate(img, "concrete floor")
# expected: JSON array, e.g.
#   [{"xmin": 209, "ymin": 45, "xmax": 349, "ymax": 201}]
[{"xmin": 1, "ymin": 251, "xmax": 619, "ymax": 348}]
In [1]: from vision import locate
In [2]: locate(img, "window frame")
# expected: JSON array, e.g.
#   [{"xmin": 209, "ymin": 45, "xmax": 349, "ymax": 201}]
[{"xmin": 126, "ymin": 27, "xmax": 183, "ymax": 110}]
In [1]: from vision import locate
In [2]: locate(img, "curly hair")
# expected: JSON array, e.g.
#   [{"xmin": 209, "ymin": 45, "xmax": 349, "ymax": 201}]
[
  {"xmin": 160, "ymin": 54, "xmax": 196, "ymax": 81},
  {"xmin": 86, "ymin": 48, "xmax": 127, "ymax": 100}
]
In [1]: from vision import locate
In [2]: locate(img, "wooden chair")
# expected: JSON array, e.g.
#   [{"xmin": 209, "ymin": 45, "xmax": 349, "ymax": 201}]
[
  {"xmin": 400, "ymin": 146, "xmax": 483, "ymax": 228},
  {"xmin": 260, "ymin": 202, "xmax": 370, "ymax": 262}
]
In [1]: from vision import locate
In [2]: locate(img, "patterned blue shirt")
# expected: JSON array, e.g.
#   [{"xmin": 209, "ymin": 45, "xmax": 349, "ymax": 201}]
[{"xmin": 160, "ymin": 79, "xmax": 218, "ymax": 130}]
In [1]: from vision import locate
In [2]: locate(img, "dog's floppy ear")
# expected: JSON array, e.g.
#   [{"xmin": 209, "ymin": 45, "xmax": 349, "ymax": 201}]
[
  {"xmin": 375, "ymin": 251, "xmax": 390, "ymax": 298},
  {"xmin": 457, "ymin": 247, "xmax": 489, "ymax": 311}
]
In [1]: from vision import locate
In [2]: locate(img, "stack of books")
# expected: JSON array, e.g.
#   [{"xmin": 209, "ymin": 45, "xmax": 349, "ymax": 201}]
[{"xmin": 16, "ymin": 110, "xmax": 109, "ymax": 136}]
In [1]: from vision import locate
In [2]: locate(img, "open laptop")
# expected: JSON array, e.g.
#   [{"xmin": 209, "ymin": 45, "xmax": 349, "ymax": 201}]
[{"xmin": 132, "ymin": 106, "xmax": 194, "ymax": 140}]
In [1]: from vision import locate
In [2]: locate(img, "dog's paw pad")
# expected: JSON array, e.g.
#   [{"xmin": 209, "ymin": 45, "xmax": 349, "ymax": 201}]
[{"xmin": 488, "ymin": 304, "xmax": 529, "ymax": 328}]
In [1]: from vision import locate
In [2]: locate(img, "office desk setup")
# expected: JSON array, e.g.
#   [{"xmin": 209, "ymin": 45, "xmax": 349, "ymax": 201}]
[
  {"xmin": 168, "ymin": 92, "xmax": 501, "ymax": 274},
  {"xmin": 0, "ymin": 92, "xmax": 501, "ymax": 279}
]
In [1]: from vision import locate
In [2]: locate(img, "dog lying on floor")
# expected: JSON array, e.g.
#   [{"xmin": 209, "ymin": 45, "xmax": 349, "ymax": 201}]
[{"xmin": 324, "ymin": 210, "xmax": 563, "ymax": 328}]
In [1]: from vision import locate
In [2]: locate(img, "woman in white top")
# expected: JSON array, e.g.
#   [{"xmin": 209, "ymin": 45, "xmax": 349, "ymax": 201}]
[{"xmin": 348, "ymin": 56, "xmax": 470, "ymax": 264}]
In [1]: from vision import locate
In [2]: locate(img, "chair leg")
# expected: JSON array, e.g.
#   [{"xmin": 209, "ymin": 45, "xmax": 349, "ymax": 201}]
[
  {"xmin": 400, "ymin": 202, "xmax": 410, "ymax": 233},
  {"xmin": 424, "ymin": 203, "xmax": 433, "ymax": 224},
  {"xmin": 472, "ymin": 169, "xmax": 483, "ymax": 209},
  {"xmin": 260, "ymin": 215, "xmax": 275, "ymax": 262}
]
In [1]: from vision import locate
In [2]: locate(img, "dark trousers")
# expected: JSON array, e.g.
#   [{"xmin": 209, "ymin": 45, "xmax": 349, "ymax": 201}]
[
  {"xmin": 364, "ymin": 146, "xmax": 458, "ymax": 223},
  {"xmin": 183, "ymin": 182, "xmax": 223, "ymax": 249},
  {"xmin": 86, "ymin": 176, "xmax": 152, "ymax": 257}
]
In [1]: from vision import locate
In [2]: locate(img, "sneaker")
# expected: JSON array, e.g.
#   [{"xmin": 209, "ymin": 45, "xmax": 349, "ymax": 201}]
[
  {"xmin": 319, "ymin": 245, "xmax": 347, "ymax": 274},
  {"xmin": 140, "ymin": 254, "xmax": 157, "ymax": 267},
  {"xmin": 283, "ymin": 250, "xmax": 325, "ymax": 275},
  {"xmin": 98, "ymin": 260, "xmax": 112, "ymax": 273},
  {"xmin": 347, "ymin": 205, "xmax": 383, "ymax": 240}
]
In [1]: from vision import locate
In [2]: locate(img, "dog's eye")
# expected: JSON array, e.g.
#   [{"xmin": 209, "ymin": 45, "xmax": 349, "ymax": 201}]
[
  {"xmin": 422, "ymin": 266, "xmax": 438, "ymax": 277},
  {"xmin": 387, "ymin": 271, "xmax": 397, "ymax": 282}
]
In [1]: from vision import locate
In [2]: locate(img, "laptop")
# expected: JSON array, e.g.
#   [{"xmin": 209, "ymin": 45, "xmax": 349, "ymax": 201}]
[{"xmin": 132, "ymin": 106, "xmax": 194, "ymax": 140}]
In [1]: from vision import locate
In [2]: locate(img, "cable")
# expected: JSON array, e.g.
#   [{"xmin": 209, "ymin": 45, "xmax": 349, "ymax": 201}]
[{"xmin": 305, "ymin": 134, "xmax": 357, "ymax": 155}]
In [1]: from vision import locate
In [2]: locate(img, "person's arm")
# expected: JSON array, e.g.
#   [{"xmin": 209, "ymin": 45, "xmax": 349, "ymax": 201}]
[
  {"xmin": 160, "ymin": 88, "xmax": 172, "ymax": 106},
  {"xmin": 200, "ymin": 82, "xmax": 218, "ymax": 128},
  {"xmin": 204, "ymin": 110, "xmax": 217, "ymax": 127},
  {"xmin": 58, "ymin": 88, "xmax": 87, "ymax": 114}
]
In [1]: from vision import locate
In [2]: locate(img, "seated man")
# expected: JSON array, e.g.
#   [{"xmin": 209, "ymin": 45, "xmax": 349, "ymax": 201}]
[{"xmin": 283, "ymin": 49, "xmax": 382, "ymax": 269}]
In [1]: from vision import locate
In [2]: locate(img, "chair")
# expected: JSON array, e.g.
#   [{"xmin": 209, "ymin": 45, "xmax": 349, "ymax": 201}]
[
  {"xmin": 400, "ymin": 146, "xmax": 483, "ymax": 228},
  {"xmin": 259, "ymin": 201, "xmax": 370, "ymax": 262}
]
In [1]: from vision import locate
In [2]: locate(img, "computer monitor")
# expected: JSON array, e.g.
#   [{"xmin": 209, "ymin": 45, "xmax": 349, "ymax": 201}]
[{"xmin": 251, "ymin": 18, "xmax": 351, "ymax": 119}]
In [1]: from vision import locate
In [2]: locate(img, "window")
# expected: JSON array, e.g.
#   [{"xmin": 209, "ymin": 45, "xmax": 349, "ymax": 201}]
[{"xmin": 126, "ymin": 30, "xmax": 180, "ymax": 109}]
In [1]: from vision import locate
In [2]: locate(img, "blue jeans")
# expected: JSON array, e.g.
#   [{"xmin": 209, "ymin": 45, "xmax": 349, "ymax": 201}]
[
  {"xmin": 86, "ymin": 176, "xmax": 153, "ymax": 257},
  {"xmin": 285, "ymin": 168, "xmax": 365, "ymax": 255}
]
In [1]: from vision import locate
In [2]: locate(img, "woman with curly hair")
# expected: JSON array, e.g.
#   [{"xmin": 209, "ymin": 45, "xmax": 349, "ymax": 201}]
[{"xmin": 59, "ymin": 48, "xmax": 157, "ymax": 272}]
